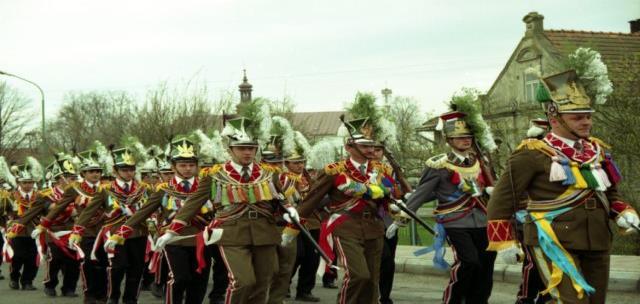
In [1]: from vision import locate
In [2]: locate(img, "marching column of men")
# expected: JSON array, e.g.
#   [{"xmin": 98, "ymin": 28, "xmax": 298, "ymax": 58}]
[{"xmin": 0, "ymin": 53, "xmax": 639, "ymax": 304}]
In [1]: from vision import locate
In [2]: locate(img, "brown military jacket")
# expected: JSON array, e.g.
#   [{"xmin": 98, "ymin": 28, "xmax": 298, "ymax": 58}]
[
  {"xmin": 487, "ymin": 134, "xmax": 632, "ymax": 252},
  {"xmin": 5, "ymin": 188, "xmax": 40, "ymax": 237},
  {"xmin": 75, "ymin": 179, "xmax": 151, "ymax": 239},
  {"xmin": 297, "ymin": 158, "xmax": 398, "ymax": 241},
  {"xmin": 167, "ymin": 161, "xmax": 283, "ymax": 247},
  {"xmin": 123, "ymin": 176, "xmax": 211, "ymax": 246},
  {"xmin": 15, "ymin": 185, "xmax": 72, "ymax": 234},
  {"xmin": 46, "ymin": 181, "xmax": 102, "ymax": 237}
]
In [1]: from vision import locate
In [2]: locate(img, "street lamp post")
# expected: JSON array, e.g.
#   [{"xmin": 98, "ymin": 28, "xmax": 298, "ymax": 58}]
[{"xmin": 0, "ymin": 70, "xmax": 46, "ymax": 157}]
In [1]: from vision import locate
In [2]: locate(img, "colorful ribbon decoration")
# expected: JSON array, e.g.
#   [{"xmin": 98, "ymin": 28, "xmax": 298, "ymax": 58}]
[
  {"xmin": 516, "ymin": 209, "xmax": 595, "ymax": 299},
  {"xmin": 413, "ymin": 223, "xmax": 449, "ymax": 271}
]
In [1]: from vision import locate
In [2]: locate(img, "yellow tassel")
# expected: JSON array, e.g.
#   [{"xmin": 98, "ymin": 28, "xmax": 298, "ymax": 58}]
[
  {"xmin": 261, "ymin": 182, "xmax": 272, "ymax": 201},
  {"xmin": 570, "ymin": 162, "xmax": 588, "ymax": 189}
]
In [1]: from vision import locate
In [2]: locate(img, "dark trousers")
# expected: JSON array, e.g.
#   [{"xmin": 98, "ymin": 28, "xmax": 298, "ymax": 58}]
[
  {"xmin": 516, "ymin": 242, "xmax": 550, "ymax": 304},
  {"xmin": 9, "ymin": 236, "xmax": 38, "ymax": 284},
  {"xmin": 379, "ymin": 232, "xmax": 398, "ymax": 304},
  {"xmin": 442, "ymin": 227, "xmax": 496, "ymax": 304},
  {"xmin": 108, "ymin": 236, "xmax": 147, "ymax": 303},
  {"xmin": 44, "ymin": 242, "xmax": 80, "ymax": 292},
  {"xmin": 208, "ymin": 244, "xmax": 229, "ymax": 301},
  {"xmin": 80, "ymin": 237, "xmax": 108, "ymax": 301},
  {"xmin": 291, "ymin": 228, "xmax": 321, "ymax": 295},
  {"xmin": 164, "ymin": 245, "xmax": 211, "ymax": 304}
]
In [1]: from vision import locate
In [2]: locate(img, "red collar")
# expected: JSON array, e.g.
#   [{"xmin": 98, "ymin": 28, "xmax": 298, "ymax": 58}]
[
  {"xmin": 112, "ymin": 180, "xmax": 137, "ymax": 195},
  {"xmin": 344, "ymin": 159, "xmax": 370, "ymax": 182},
  {"xmin": 169, "ymin": 176, "xmax": 199, "ymax": 193},
  {"xmin": 80, "ymin": 181, "xmax": 97, "ymax": 194},
  {"xmin": 224, "ymin": 162, "xmax": 261, "ymax": 183},
  {"xmin": 544, "ymin": 133, "xmax": 597, "ymax": 163}
]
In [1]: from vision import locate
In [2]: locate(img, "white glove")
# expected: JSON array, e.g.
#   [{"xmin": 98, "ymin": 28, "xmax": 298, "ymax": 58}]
[
  {"xmin": 154, "ymin": 233, "xmax": 175, "ymax": 252},
  {"xmin": 499, "ymin": 245, "xmax": 523, "ymax": 265},
  {"xmin": 389, "ymin": 203, "xmax": 401, "ymax": 213},
  {"xmin": 403, "ymin": 192, "xmax": 414, "ymax": 200},
  {"xmin": 281, "ymin": 233, "xmax": 296, "ymax": 247},
  {"xmin": 283, "ymin": 206, "xmax": 300, "ymax": 224},
  {"xmin": 103, "ymin": 239, "xmax": 118, "ymax": 252},
  {"xmin": 31, "ymin": 226, "xmax": 43, "ymax": 239},
  {"xmin": 203, "ymin": 228, "xmax": 224, "ymax": 245},
  {"xmin": 616, "ymin": 212, "xmax": 640, "ymax": 234},
  {"xmin": 485, "ymin": 186, "xmax": 495, "ymax": 196},
  {"xmin": 386, "ymin": 223, "xmax": 399, "ymax": 239}
]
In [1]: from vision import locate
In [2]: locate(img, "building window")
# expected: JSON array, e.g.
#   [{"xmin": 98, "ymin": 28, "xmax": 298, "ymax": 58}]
[{"xmin": 524, "ymin": 72, "xmax": 539, "ymax": 103}]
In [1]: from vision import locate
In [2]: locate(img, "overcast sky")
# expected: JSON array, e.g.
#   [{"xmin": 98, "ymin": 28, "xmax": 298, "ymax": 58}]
[{"xmin": 1, "ymin": 0, "xmax": 638, "ymax": 120}]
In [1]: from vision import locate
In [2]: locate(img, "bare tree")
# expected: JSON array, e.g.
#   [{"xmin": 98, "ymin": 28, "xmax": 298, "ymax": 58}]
[
  {"xmin": 386, "ymin": 96, "xmax": 437, "ymax": 180},
  {"xmin": 0, "ymin": 82, "xmax": 33, "ymax": 160}
]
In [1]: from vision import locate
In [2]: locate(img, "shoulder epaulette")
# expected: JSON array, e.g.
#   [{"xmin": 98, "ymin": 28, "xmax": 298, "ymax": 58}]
[
  {"xmin": 63, "ymin": 181, "xmax": 80, "ymax": 192},
  {"xmin": 98, "ymin": 183, "xmax": 111, "ymax": 192},
  {"xmin": 260, "ymin": 163, "xmax": 282, "ymax": 173},
  {"xmin": 155, "ymin": 182, "xmax": 169, "ymax": 192},
  {"xmin": 138, "ymin": 182, "xmax": 152, "ymax": 190},
  {"xmin": 324, "ymin": 161, "xmax": 346, "ymax": 175},
  {"xmin": 589, "ymin": 137, "xmax": 611, "ymax": 149},
  {"xmin": 425, "ymin": 153, "xmax": 448, "ymax": 169},
  {"xmin": 38, "ymin": 188, "xmax": 54, "ymax": 198},
  {"xmin": 200, "ymin": 164, "xmax": 222, "ymax": 178},
  {"xmin": 515, "ymin": 139, "xmax": 556, "ymax": 157}
]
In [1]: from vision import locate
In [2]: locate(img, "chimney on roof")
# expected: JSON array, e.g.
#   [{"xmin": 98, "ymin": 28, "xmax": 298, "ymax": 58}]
[
  {"xmin": 523, "ymin": 12, "xmax": 544, "ymax": 37},
  {"xmin": 630, "ymin": 19, "xmax": 640, "ymax": 33}
]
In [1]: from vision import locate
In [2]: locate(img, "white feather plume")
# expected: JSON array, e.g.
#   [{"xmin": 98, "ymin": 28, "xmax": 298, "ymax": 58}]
[
  {"xmin": 0, "ymin": 156, "xmax": 16, "ymax": 188},
  {"xmin": 26, "ymin": 156, "xmax": 43, "ymax": 181},
  {"xmin": 194, "ymin": 129, "xmax": 230, "ymax": 163},
  {"xmin": 308, "ymin": 137, "xmax": 345, "ymax": 170},
  {"xmin": 294, "ymin": 131, "xmax": 311, "ymax": 159},
  {"xmin": 567, "ymin": 47, "xmax": 613, "ymax": 105},
  {"xmin": 271, "ymin": 116, "xmax": 295, "ymax": 155}
]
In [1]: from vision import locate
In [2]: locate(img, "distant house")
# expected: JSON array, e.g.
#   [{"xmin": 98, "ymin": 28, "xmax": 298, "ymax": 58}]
[
  {"xmin": 290, "ymin": 111, "xmax": 345, "ymax": 141},
  {"xmin": 481, "ymin": 12, "xmax": 640, "ymax": 171}
]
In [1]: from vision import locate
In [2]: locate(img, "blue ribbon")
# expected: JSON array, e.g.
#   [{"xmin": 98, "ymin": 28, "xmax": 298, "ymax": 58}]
[{"xmin": 413, "ymin": 223, "xmax": 449, "ymax": 271}]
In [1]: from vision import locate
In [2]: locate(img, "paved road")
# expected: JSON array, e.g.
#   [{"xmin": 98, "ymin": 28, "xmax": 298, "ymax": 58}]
[{"xmin": 0, "ymin": 263, "xmax": 637, "ymax": 303}]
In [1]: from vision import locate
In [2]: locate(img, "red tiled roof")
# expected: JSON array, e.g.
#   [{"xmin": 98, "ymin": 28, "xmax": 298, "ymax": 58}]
[{"xmin": 543, "ymin": 30, "xmax": 640, "ymax": 75}]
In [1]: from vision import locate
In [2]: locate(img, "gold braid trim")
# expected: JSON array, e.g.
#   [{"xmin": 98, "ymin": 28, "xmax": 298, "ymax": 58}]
[
  {"xmin": 38, "ymin": 188, "xmax": 54, "ymax": 199},
  {"xmin": 200, "ymin": 164, "xmax": 222, "ymax": 177},
  {"xmin": 515, "ymin": 139, "xmax": 556, "ymax": 157},
  {"xmin": 154, "ymin": 182, "xmax": 169, "ymax": 192},
  {"xmin": 425, "ymin": 153, "xmax": 448, "ymax": 169},
  {"xmin": 260, "ymin": 163, "xmax": 282, "ymax": 173},
  {"xmin": 324, "ymin": 161, "xmax": 346, "ymax": 175}
]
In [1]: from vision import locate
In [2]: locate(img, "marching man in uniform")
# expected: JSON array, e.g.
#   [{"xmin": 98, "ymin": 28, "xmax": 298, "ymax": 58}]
[
  {"xmin": 5, "ymin": 158, "xmax": 44, "ymax": 291},
  {"xmin": 487, "ymin": 51, "xmax": 639, "ymax": 303},
  {"xmin": 154, "ymin": 116, "xmax": 300, "ymax": 304},
  {"xmin": 19, "ymin": 154, "xmax": 80, "ymax": 298},
  {"xmin": 387, "ymin": 94, "xmax": 498, "ymax": 304},
  {"xmin": 295, "ymin": 117, "xmax": 400, "ymax": 304},
  {"xmin": 71, "ymin": 146, "xmax": 152, "ymax": 304},
  {"xmin": 109, "ymin": 137, "xmax": 213, "ymax": 304}
]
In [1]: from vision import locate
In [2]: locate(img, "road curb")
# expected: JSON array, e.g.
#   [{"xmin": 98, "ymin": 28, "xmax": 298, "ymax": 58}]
[{"xmin": 395, "ymin": 245, "xmax": 640, "ymax": 293}]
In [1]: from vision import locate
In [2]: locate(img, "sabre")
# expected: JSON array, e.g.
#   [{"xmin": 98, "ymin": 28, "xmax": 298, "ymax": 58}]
[
  {"xmin": 276, "ymin": 194, "xmax": 338, "ymax": 269},
  {"xmin": 394, "ymin": 200, "xmax": 437, "ymax": 236}
]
